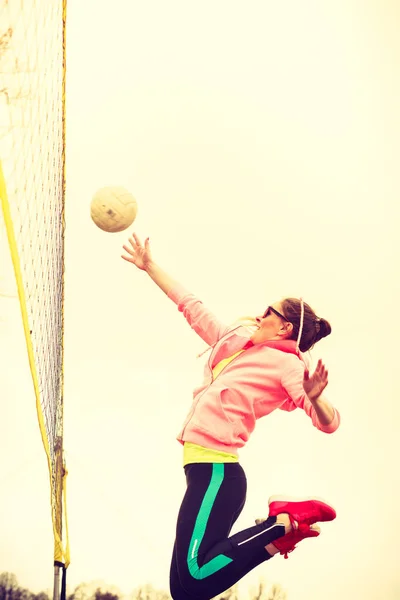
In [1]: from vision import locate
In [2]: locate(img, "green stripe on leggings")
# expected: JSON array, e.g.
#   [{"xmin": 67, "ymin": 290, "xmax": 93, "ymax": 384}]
[{"xmin": 187, "ymin": 463, "xmax": 233, "ymax": 579}]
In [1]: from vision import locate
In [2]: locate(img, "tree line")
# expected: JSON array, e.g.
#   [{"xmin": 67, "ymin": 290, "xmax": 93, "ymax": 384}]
[{"xmin": 0, "ymin": 572, "xmax": 287, "ymax": 600}]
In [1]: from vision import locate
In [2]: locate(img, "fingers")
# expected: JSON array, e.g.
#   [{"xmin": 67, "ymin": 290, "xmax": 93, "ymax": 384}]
[
  {"xmin": 131, "ymin": 232, "xmax": 141, "ymax": 247},
  {"xmin": 128, "ymin": 233, "xmax": 150, "ymax": 250},
  {"xmin": 122, "ymin": 243, "xmax": 134, "ymax": 256},
  {"xmin": 316, "ymin": 359, "xmax": 328, "ymax": 381},
  {"xmin": 122, "ymin": 234, "xmax": 139, "ymax": 261},
  {"xmin": 121, "ymin": 233, "xmax": 150, "ymax": 263}
]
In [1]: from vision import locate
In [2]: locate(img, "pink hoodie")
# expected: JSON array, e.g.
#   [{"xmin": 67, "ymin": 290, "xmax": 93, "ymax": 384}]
[{"xmin": 169, "ymin": 284, "xmax": 340, "ymax": 455}]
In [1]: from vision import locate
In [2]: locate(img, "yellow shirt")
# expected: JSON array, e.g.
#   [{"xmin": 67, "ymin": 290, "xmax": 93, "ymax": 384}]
[
  {"xmin": 211, "ymin": 349, "xmax": 245, "ymax": 379},
  {"xmin": 183, "ymin": 349, "xmax": 245, "ymax": 466},
  {"xmin": 183, "ymin": 442, "xmax": 238, "ymax": 466}
]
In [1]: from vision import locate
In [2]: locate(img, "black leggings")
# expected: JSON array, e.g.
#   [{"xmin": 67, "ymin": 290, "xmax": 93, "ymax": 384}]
[{"xmin": 169, "ymin": 463, "xmax": 285, "ymax": 600}]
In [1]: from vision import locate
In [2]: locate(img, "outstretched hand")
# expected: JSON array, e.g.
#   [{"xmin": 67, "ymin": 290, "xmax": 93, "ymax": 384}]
[
  {"xmin": 121, "ymin": 233, "xmax": 153, "ymax": 271},
  {"xmin": 303, "ymin": 359, "xmax": 329, "ymax": 402}
]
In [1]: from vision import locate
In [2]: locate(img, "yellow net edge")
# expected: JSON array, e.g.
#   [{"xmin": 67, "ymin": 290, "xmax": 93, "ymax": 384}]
[{"xmin": 0, "ymin": 159, "xmax": 69, "ymax": 568}]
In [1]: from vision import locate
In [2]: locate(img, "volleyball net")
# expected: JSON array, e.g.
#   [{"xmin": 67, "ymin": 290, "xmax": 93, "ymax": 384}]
[{"xmin": 0, "ymin": 0, "xmax": 69, "ymax": 592}]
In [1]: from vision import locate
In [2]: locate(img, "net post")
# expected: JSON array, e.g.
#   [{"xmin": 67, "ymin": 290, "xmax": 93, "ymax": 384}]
[
  {"xmin": 53, "ymin": 436, "xmax": 64, "ymax": 600},
  {"xmin": 53, "ymin": 565, "xmax": 61, "ymax": 600}
]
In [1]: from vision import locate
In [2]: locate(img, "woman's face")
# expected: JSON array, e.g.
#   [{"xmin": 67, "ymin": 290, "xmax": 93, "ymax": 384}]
[{"xmin": 251, "ymin": 301, "xmax": 292, "ymax": 344}]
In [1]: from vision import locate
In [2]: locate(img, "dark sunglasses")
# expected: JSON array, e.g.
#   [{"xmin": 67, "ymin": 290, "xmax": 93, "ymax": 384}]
[{"xmin": 263, "ymin": 306, "xmax": 290, "ymax": 322}]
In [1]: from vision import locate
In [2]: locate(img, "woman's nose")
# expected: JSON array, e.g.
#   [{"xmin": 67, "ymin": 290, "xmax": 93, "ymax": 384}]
[{"xmin": 256, "ymin": 316, "xmax": 262, "ymax": 324}]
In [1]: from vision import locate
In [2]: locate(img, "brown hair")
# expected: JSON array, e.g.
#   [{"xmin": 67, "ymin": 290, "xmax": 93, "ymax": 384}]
[{"xmin": 281, "ymin": 298, "xmax": 332, "ymax": 353}]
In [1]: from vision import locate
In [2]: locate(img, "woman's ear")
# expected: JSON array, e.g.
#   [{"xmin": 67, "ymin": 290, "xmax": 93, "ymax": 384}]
[{"xmin": 279, "ymin": 321, "xmax": 293, "ymax": 339}]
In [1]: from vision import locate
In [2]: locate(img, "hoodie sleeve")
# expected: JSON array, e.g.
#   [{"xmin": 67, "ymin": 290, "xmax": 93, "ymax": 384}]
[
  {"xmin": 280, "ymin": 364, "xmax": 340, "ymax": 434},
  {"xmin": 168, "ymin": 284, "xmax": 229, "ymax": 347}
]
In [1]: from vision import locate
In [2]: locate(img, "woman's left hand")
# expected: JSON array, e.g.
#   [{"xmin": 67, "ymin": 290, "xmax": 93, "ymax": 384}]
[{"xmin": 303, "ymin": 359, "xmax": 329, "ymax": 402}]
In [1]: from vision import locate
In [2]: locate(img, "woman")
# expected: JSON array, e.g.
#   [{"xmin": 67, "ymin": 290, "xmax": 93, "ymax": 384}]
[{"xmin": 122, "ymin": 234, "xmax": 340, "ymax": 600}]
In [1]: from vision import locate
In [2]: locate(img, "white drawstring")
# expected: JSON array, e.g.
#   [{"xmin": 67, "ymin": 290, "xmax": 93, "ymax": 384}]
[
  {"xmin": 296, "ymin": 297, "xmax": 304, "ymax": 352},
  {"xmin": 197, "ymin": 345, "xmax": 214, "ymax": 358}
]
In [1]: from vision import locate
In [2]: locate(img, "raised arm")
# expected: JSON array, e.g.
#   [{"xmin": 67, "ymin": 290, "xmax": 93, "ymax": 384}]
[
  {"xmin": 302, "ymin": 360, "xmax": 336, "ymax": 426},
  {"xmin": 122, "ymin": 233, "xmax": 178, "ymax": 295},
  {"xmin": 121, "ymin": 233, "xmax": 228, "ymax": 346},
  {"xmin": 280, "ymin": 360, "xmax": 340, "ymax": 433}
]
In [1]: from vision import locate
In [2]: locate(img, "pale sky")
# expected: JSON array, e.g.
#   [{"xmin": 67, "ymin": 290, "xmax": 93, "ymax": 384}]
[{"xmin": 1, "ymin": 1, "xmax": 400, "ymax": 599}]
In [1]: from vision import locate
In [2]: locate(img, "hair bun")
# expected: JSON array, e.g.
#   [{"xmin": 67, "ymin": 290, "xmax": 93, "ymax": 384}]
[{"xmin": 316, "ymin": 318, "xmax": 332, "ymax": 341}]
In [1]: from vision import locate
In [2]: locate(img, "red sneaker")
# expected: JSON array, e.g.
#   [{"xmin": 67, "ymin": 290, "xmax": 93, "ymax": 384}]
[
  {"xmin": 268, "ymin": 495, "xmax": 336, "ymax": 529},
  {"xmin": 255, "ymin": 517, "xmax": 321, "ymax": 559},
  {"xmin": 271, "ymin": 524, "xmax": 320, "ymax": 559}
]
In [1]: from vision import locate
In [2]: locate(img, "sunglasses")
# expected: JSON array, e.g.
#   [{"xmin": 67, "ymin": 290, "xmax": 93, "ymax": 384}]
[{"xmin": 263, "ymin": 306, "xmax": 290, "ymax": 322}]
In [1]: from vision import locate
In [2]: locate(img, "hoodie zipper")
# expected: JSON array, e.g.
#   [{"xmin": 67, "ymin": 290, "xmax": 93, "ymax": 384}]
[{"xmin": 180, "ymin": 324, "xmax": 257, "ymax": 440}]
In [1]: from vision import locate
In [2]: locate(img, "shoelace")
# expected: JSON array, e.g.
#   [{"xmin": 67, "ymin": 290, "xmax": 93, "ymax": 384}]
[
  {"xmin": 281, "ymin": 520, "xmax": 311, "ymax": 559},
  {"xmin": 288, "ymin": 516, "xmax": 311, "ymax": 533}
]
